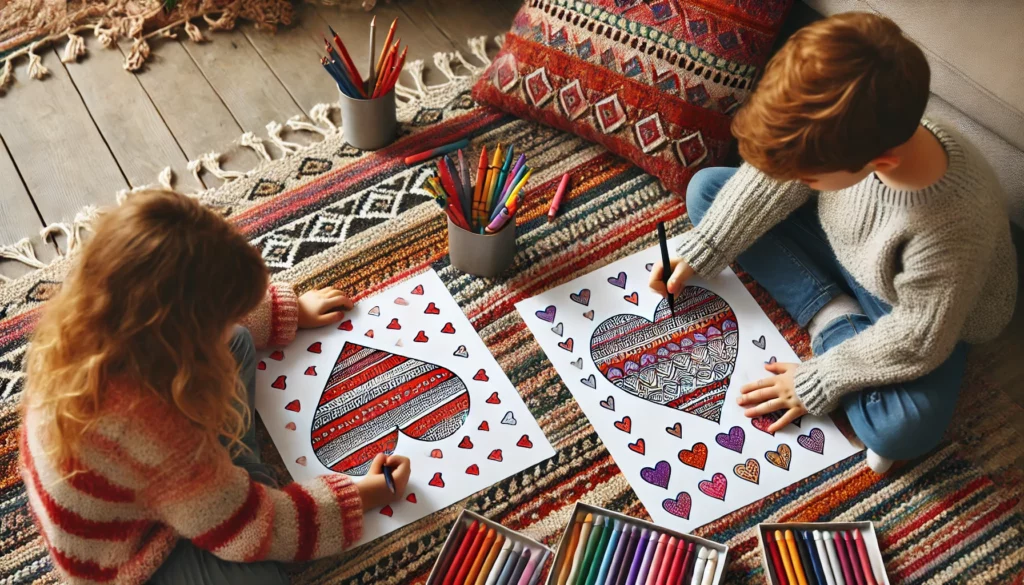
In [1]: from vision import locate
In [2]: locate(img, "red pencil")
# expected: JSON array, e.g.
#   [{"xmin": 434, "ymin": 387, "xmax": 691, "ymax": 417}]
[
  {"xmin": 380, "ymin": 45, "xmax": 407, "ymax": 96},
  {"xmin": 372, "ymin": 40, "xmax": 400, "ymax": 98},
  {"xmin": 327, "ymin": 26, "xmax": 366, "ymax": 96}
]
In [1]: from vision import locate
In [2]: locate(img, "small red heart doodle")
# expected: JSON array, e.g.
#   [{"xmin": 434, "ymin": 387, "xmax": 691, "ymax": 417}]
[
  {"xmin": 698, "ymin": 472, "xmax": 728, "ymax": 500},
  {"xmin": 387, "ymin": 318, "xmax": 401, "ymax": 330},
  {"xmin": 411, "ymin": 284, "xmax": 424, "ymax": 295},
  {"xmin": 285, "ymin": 422, "xmax": 296, "ymax": 431},
  {"xmin": 272, "ymin": 375, "xmax": 287, "ymax": 390},
  {"xmin": 466, "ymin": 464, "xmax": 480, "ymax": 475},
  {"xmin": 406, "ymin": 493, "xmax": 417, "ymax": 503},
  {"xmin": 257, "ymin": 361, "xmax": 266, "ymax": 371},
  {"xmin": 307, "ymin": 342, "xmax": 322, "ymax": 354},
  {"xmin": 269, "ymin": 350, "xmax": 284, "ymax": 361},
  {"xmin": 474, "ymin": 369, "xmax": 489, "ymax": 382},
  {"xmin": 365, "ymin": 330, "xmax": 374, "ymax": 338},
  {"xmin": 380, "ymin": 505, "xmax": 394, "ymax": 517},
  {"xmin": 623, "ymin": 292, "xmax": 639, "ymax": 305},
  {"xmin": 614, "ymin": 416, "xmax": 632, "ymax": 434},
  {"xmin": 441, "ymin": 322, "xmax": 456, "ymax": 334},
  {"xmin": 394, "ymin": 297, "xmax": 409, "ymax": 306},
  {"xmin": 425, "ymin": 302, "xmax": 440, "ymax": 315},
  {"xmin": 428, "ymin": 472, "xmax": 445, "ymax": 488},
  {"xmin": 558, "ymin": 338, "xmax": 574, "ymax": 352},
  {"xmin": 304, "ymin": 366, "xmax": 317, "ymax": 376},
  {"xmin": 295, "ymin": 456, "xmax": 307, "ymax": 466},
  {"xmin": 338, "ymin": 319, "xmax": 354, "ymax": 331},
  {"xmin": 485, "ymin": 392, "xmax": 500, "ymax": 404},
  {"xmin": 478, "ymin": 421, "xmax": 489, "ymax": 431},
  {"xmin": 430, "ymin": 449, "xmax": 443, "ymax": 459},
  {"xmin": 628, "ymin": 438, "xmax": 646, "ymax": 455},
  {"xmin": 488, "ymin": 449, "xmax": 503, "ymax": 462},
  {"xmin": 285, "ymin": 399, "xmax": 300, "ymax": 412},
  {"xmin": 666, "ymin": 423, "xmax": 683, "ymax": 438},
  {"xmin": 517, "ymin": 435, "xmax": 533, "ymax": 449},
  {"xmin": 458, "ymin": 436, "xmax": 473, "ymax": 449},
  {"xmin": 678, "ymin": 442, "xmax": 708, "ymax": 470},
  {"xmin": 414, "ymin": 331, "xmax": 429, "ymax": 343}
]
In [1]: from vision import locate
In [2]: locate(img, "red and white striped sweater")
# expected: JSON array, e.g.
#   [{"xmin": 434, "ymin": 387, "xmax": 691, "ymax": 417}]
[{"xmin": 19, "ymin": 284, "xmax": 364, "ymax": 585}]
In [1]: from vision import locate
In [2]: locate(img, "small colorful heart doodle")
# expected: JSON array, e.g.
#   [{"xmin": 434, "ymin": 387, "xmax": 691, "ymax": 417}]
[
  {"xmin": 478, "ymin": 421, "xmax": 489, "ymax": 431},
  {"xmin": 488, "ymin": 449, "xmax": 503, "ymax": 462},
  {"xmin": 486, "ymin": 392, "xmax": 501, "ymax": 404},
  {"xmin": 270, "ymin": 350, "xmax": 284, "ymax": 361},
  {"xmin": 458, "ymin": 436, "xmax": 473, "ymax": 449},
  {"xmin": 581, "ymin": 374, "xmax": 597, "ymax": 388},
  {"xmin": 428, "ymin": 472, "xmax": 445, "ymax": 488},
  {"xmin": 628, "ymin": 438, "xmax": 646, "ymax": 455},
  {"xmin": 430, "ymin": 449, "xmax": 443, "ymax": 459},
  {"xmin": 614, "ymin": 416, "xmax": 632, "ymax": 433},
  {"xmin": 425, "ymin": 302, "xmax": 440, "ymax": 315},
  {"xmin": 517, "ymin": 435, "xmax": 534, "ymax": 448},
  {"xmin": 734, "ymin": 459, "xmax": 760, "ymax": 484},
  {"xmin": 570, "ymin": 289, "xmax": 591, "ymax": 306},
  {"xmin": 380, "ymin": 505, "xmax": 394, "ymax": 517},
  {"xmin": 551, "ymin": 322, "xmax": 564, "ymax": 336},
  {"xmin": 666, "ymin": 423, "xmax": 682, "ymax": 438},
  {"xmin": 662, "ymin": 491, "xmax": 692, "ymax": 519},
  {"xmin": 558, "ymin": 338, "xmax": 574, "ymax": 352},
  {"xmin": 752, "ymin": 335, "xmax": 766, "ymax": 350},
  {"xmin": 474, "ymin": 369, "xmax": 489, "ymax": 382},
  {"xmin": 285, "ymin": 422, "xmax": 297, "ymax": 431},
  {"xmin": 797, "ymin": 428, "xmax": 825, "ymax": 454},
  {"xmin": 501, "ymin": 411, "xmax": 517, "ymax": 425},
  {"xmin": 571, "ymin": 358, "xmax": 583, "ymax": 369},
  {"xmin": 394, "ymin": 297, "xmax": 409, "ymax": 306},
  {"xmin": 583, "ymin": 310, "xmax": 595, "ymax": 321},
  {"xmin": 272, "ymin": 375, "xmax": 287, "ymax": 390},
  {"xmin": 453, "ymin": 345, "xmax": 469, "ymax": 358},
  {"xmin": 535, "ymin": 305, "xmax": 557, "ymax": 322},
  {"xmin": 414, "ymin": 331, "xmax": 429, "ymax": 342},
  {"xmin": 715, "ymin": 426, "xmax": 745, "ymax": 453},
  {"xmin": 338, "ymin": 320, "xmax": 353, "ymax": 331},
  {"xmin": 698, "ymin": 472, "xmax": 728, "ymax": 500},
  {"xmin": 258, "ymin": 361, "xmax": 266, "ymax": 370},
  {"xmin": 406, "ymin": 493, "xmax": 417, "ymax": 503},
  {"xmin": 304, "ymin": 366, "xmax": 317, "ymax": 376},
  {"xmin": 640, "ymin": 460, "xmax": 671, "ymax": 488},
  {"xmin": 368, "ymin": 306, "xmax": 380, "ymax": 317},
  {"xmin": 600, "ymin": 396, "xmax": 615, "ymax": 411},
  {"xmin": 284, "ymin": 399, "xmax": 300, "ymax": 412},
  {"xmin": 308, "ymin": 342, "xmax": 322, "ymax": 354},
  {"xmin": 678, "ymin": 442, "xmax": 708, "ymax": 470},
  {"xmin": 623, "ymin": 292, "xmax": 639, "ymax": 305},
  {"xmin": 411, "ymin": 284, "xmax": 424, "ymax": 295},
  {"xmin": 765, "ymin": 443, "xmax": 792, "ymax": 470},
  {"xmin": 608, "ymin": 271, "xmax": 628, "ymax": 289},
  {"xmin": 466, "ymin": 464, "xmax": 480, "ymax": 475},
  {"xmin": 441, "ymin": 322, "xmax": 456, "ymax": 334}
]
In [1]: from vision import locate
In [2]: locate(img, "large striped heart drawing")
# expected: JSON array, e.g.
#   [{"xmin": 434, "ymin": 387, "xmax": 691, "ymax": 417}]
[
  {"xmin": 590, "ymin": 287, "xmax": 738, "ymax": 424},
  {"xmin": 311, "ymin": 342, "xmax": 470, "ymax": 475}
]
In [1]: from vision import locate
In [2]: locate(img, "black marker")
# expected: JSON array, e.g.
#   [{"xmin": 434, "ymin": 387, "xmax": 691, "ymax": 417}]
[
  {"xmin": 657, "ymin": 222, "xmax": 677, "ymax": 318},
  {"xmin": 382, "ymin": 464, "xmax": 396, "ymax": 494}
]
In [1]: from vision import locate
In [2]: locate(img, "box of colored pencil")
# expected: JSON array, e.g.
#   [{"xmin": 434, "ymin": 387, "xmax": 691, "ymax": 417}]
[
  {"xmin": 546, "ymin": 502, "xmax": 728, "ymax": 585},
  {"xmin": 757, "ymin": 522, "xmax": 889, "ymax": 585},
  {"xmin": 427, "ymin": 508, "xmax": 553, "ymax": 585}
]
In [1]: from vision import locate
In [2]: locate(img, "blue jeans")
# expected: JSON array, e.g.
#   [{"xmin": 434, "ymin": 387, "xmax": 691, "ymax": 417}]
[
  {"xmin": 149, "ymin": 327, "xmax": 289, "ymax": 585},
  {"xmin": 686, "ymin": 167, "xmax": 968, "ymax": 461}
]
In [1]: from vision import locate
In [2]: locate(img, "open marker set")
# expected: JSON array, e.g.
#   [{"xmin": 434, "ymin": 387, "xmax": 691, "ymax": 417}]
[
  {"xmin": 428, "ymin": 509, "xmax": 552, "ymax": 585},
  {"xmin": 758, "ymin": 522, "xmax": 888, "ymax": 585}
]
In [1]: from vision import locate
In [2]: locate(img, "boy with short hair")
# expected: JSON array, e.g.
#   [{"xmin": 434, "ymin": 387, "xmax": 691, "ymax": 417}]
[{"xmin": 651, "ymin": 12, "xmax": 1017, "ymax": 473}]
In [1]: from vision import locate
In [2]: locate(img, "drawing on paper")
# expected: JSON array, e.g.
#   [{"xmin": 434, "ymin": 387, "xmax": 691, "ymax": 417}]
[
  {"xmin": 590, "ymin": 287, "xmax": 738, "ymax": 424},
  {"xmin": 311, "ymin": 342, "xmax": 470, "ymax": 475}
]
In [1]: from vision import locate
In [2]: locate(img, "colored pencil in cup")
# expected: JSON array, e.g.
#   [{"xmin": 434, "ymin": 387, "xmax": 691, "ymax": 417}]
[
  {"xmin": 381, "ymin": 45, "xmax": 407, "ymax": 96},
  {"xmin": 372, "ymin": 40, "xmax": 399, "ymax": 98},
  {"xmin": 328, "ymin": 26, "xmax": 365, "ymax": 95},
  {"xmin": 368, "ymin": 16, "xmax": 377, "ymax": 96},
  {"xmin": 375, "ymin": 17, "xmax": 397, "ymax": 82}
]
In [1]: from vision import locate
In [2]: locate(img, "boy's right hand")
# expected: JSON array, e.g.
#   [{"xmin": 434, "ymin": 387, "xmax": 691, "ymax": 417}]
[
  {"xmin": 649, "ymin": 257, "xmax": 695, "ymax": 297},
  {"xmin": 357, "ymin": 453, "xmax": 412, "ymax": 511}
]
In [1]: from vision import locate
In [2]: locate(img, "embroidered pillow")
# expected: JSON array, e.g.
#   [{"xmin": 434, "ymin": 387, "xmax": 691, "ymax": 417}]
[{"xmin": 472, "ymin": 0, "xmax": 792, "ymax": 194}]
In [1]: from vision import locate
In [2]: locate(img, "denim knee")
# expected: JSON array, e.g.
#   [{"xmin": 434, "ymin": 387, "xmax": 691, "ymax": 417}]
[
  {"xmin": 229, "ymin": 326, "xmax": 256, "ymax": 376},
  {"xmin": 685, "ymin": 167, "xmax": 736, "ymax": 226},
  {"xmin": 843, "ymin": 390, "xmax": 947, "ymax": 461}
]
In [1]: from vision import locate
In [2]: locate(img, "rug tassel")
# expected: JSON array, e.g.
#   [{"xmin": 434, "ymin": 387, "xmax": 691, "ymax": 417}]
[
  {"xmin": 26, "ymin": 44, "xmax": 49, "ymax": 80},
  {"xmin": 286, "ymin": 114, "xmax": 332, "ymax": 138},
  {"xmin": 433, "ymin": 52, "xmax": 464, "ymax": 83},
  {"xmin": 266, "ymin": 121, "xmax": 304, "ymax": 154},
  {"xmin": 0, "ymin": 59, "xmax": 12, "ymax": 94},
  {"xmin": 238, "ymin": 131, "xmax": 273, "ymax": 162},
  {"xmin": 94, "ymin": 23, "xmax": 118, "ymax": 48},
  {"xmin": 467, "ymin": 35, "xmax": 491, "ymax": 68},
  {"xmin": 404, "ymin": 59, "xmax": 428, "ymax": 98},
  {"xmin": 61, "ymin": 31, "xmax": 87, "ymax": 64},
  {"xmin": 184, "ymin": 21, "xmax": 207, "ymax": 43},
  {"xmin": 494, "ymin": 34, "xmax": 506, "ymax": 49},
  {"xmin": 309, "ymin": 103, "xmax": 338, "ymax": 133},
  {"xmin": 0, "ymin": 238, "xmax": 49, "ymax": 270},
  {"xmin": 124, "ymin": 38, "xmax": 151, "ymax": 71},
  {"xmin": 187, "ymin": 152, "xmax": 245, "ymax": 184}
]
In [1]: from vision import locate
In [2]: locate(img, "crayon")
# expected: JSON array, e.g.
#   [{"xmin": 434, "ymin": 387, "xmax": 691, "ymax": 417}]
[
  {"xmin": 490, "ymin": 164, "xmax": 528, "ymax": 222},
  {"xmin": 507, "ymin": 548, "xmax": 531, "ymax": 585},
  {"xmin": 653, "ymin": 536, "xmax": 676, "ymax": 585},
  {"xmin": 688, "ymin": 547, "xmax": 707, "ymax": 585},
  {"xmin": 566, "ymin": 514, "xmax": 595, "ymax": 585},
  {"xmin": 483, "ymin": 145, "xmax": 502, "ymax": 220},
  {"xmin": 656, "ymin": 222, "xmax": 677, "ymax": 318},
  {"xmin": 575, "ymin": 515, "xmax": 605, "ymax": 585},
  {"xmin": 822, "ymin": 532, "xmax": 846, "ymax": 585},
  {"xmin": 474, "ymin": 146, "xmax": 488, "ymax": 202},
  {"xmin": 367, "ymin": 16, "xmax": 377, "ymax": 94},
  {"xmin": 785, "ymin": 531, "xmax": 808, "ymax": 585},
  {"xmin": 812, "ymin": 531, "xmax": 836, "ymax": 585},
  {"xmin": 437, "ymin": 159, "xmax": 470, "ymax": 230},
  {"xmin": 476, "ymin": 534, "xmax": 506, "ymax": 585},
  {"xmin": 465, "ymin": 529, "xmax": 497, "ymax": 585},
  {"xmin": 493, "ymin": 146, "xmax": 515, "ymax": 211},
  {"xmin": 451, "ymin": 523, "xmax": 490, "ymax": 585},
  {"xmin": 443, "ymin": 521, "xmax": 482, "ymax": 585},
  {"xmin": 664, "ymin": 538, "xmax": 687, "ymax": 585},
  {"xmin": 614, "ymin": 525, "xmax": 642, "ymax": 585},
  {"xmin": 700, "ymin": 550, "xmax": 718, "ymax": 585},
  {"xmin": 458, "ymin": 150, "xmax": 473, "ymax": 217},
  {"xmin": 443, "ymin": 156, "xmax": 466, "ymax": 214},
  {"xmin": 502, "ymin": 168, "xmax": 533, "ymax": 212},
  {"xmin": 548, "ymin": 172, "xmax": 570, "ymax": 222},
  {"xmin": 496, "ymin": 542, "xmax": 524, "ymax": 585},
  {"xmin": 801, "ymin": 532, "xmax": 826, "ymax": 585},
  {"xmin": 765, "ymin": 532, "xmax": 788, "ymax": 585},
  {"xmin": 678, "ymin": 542, "xmax": 696, "ymax": 585},
  {"xmin": 556, "ymin": 513, "xmax": 586, "ymax": 585},
  {"xmin": 643, "ymin": 534, "xmax": 668, "ymax": 585},
  {"xmin": 517, "ymin": 549, "xmax": 541, "ymax": 585},
  {"xmin": 794, "ymin": 532, "xmax": 817, "ymax": 585},
  {"xmin": 830, "ymin": 532, "xmax": 853, "ymax": 585},
  {"xmin": 840, "ymin": 533, "xmax": 865, "ymax": 585},
  {"xmin": 485, "ymin": 539, "xmax": 515, "ymax": 585},
  {"xmin": 594, "ymin": 520, "xmax": 623, "ymax": 585},
  {"xmin": 851, "ymin": 531, "xmax": 878, "ymax": 585},
  {"xmin": 433, "ymin": 520, "xmax": 469, "ymax": 585},
  {"xmin": 374, "ymin": 18, "xmax": 397, "ymax": 83},
  {"xmin": 327, "ymin": 26, "xmax": 365, "ymax": 95},
  {"xmin": 404, "ymin": 138, "xmax": 472, "ymax": 166},
  {"xmin": 502, "ymin": 154, "xmax": 527, "ymax": 202},
  {"xmin": 606, "ymin": 525, "xmax": 634, "ymax": 585},
  {"xmin": 585, "ymin": 518, "xmax": 615, "ymax": 585},
  {"xmin": 627, "ymin": 530, "xmax": 656, "ymax": 585},
  {"xmin": 775, "ymin": 532, "xmax": 798, "ymax": 585}
]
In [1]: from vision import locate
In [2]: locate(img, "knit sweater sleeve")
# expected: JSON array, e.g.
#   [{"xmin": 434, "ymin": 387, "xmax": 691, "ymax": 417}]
[
  {"xmin": 675, "ymin": 164, "xmax": 812, "ymax": 277},
  {"xmin": 240, "ymin": 283, "xmax": 299, "ymax": 348},
  {"xmin": 143, "ymin": 417, "xmax": 364, "ymax": 562},
  {"xmin": 793, "ymin": 231, "xmax": 990, "ymax": 415}
]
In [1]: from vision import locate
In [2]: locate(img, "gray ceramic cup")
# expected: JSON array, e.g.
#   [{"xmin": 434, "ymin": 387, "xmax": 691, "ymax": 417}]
[
  {"xmin": 447, "ymin": 215, "xmax": 517, "ymax": 277},
  {"xmin": 338, "ymin": 87, "xmax": 397, "ymax": 150}
]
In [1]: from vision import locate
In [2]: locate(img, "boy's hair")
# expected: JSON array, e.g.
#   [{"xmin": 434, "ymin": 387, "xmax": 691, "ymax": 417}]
[
  {"xmin": 732, "ymin": 12, "xmax": 930, "ymax": 180},
  {"xmin": 26, "ymin": 191, "xmax": 268, "ymax": 464}
]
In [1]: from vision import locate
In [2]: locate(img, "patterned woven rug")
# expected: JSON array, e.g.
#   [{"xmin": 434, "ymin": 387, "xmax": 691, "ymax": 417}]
[{"xmin": 1, "ymin": 43, "xmax": 1023, "ymax": 585}]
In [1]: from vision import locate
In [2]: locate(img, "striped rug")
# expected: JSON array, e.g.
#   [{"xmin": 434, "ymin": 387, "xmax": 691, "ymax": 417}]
[{"xmin": 0, "ymin": 52, "xmax": 1022, "ymax": 585}]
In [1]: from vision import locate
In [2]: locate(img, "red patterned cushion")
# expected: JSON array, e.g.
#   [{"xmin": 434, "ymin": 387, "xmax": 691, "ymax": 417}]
[{"xmin": 473, "ymin": 0, "xmax": 793, "ymax": 194}]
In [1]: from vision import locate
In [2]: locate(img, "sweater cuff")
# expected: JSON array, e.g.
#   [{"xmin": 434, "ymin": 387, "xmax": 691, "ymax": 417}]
[
  {"xmin": 324, "ymin": 474, "xmax": 364, "ymax": 549},
  {"xmin": 793, "ymin": 362, "xmax": 836, "ymax": 416},
  {"xmin": 675, "ymin": 229, "xmax": 728, "ymax": 278},
  {"xmin": 269, "ymin": 284, "xmax": 299, "ymax": 347}
]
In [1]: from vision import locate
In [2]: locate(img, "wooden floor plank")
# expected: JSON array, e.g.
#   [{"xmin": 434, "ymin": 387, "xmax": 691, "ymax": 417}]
[
  {"xmin": 417, "ymin": 0, "xmax": 518, "ymax": 54},
  {"xmin": 0, "ymin": 51, "xmax": 128, "ymax": 225},
  {"xmin": 0, "ymin": 136, "xmax": 55, "ymax": 279},
  {"xmin": 60, "ymin": 37, "xmax": 202, "ymax": 193}
]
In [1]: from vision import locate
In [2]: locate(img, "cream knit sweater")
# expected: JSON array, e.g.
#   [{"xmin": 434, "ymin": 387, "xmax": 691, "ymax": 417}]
[{"xmin": 676, "ymin": 120, "xmax": 1018, "ymax": 415}]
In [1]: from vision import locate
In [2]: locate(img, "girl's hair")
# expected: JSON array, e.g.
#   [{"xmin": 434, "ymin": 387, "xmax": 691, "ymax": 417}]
[{"xmin": 26, "ymin": 190, "xmax": 269, "ymax": 464}]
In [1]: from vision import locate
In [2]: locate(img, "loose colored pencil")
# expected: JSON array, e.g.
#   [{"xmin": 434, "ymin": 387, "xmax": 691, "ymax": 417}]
[
  {"xmin": 557, "ymin": 513, "xmax": 586, "ymax": 585},
  {"xmin": 368, "ymin": 16, "xmax": 377, "ymax": 94},
  {"xmin": 328, "ymin": 26, "xmax": 365, "ymax": 95},
  {"xmin": 405, "ymin": 138, "xmax": 472, "ymax": 166},
  {"xmin": 375, "ymin": 17, "xmax": 398, "ymax": 82},
  {"xmin": 372, "ymin": 40, "xmax": 399, "ymax": 98}
]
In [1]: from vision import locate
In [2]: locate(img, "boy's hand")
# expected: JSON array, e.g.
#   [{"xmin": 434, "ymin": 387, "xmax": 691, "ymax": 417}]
[
  {"xmin": 737, "ymin": 362, "xmax": 808, "ymax": 433},
  {"xmin": 297, "ymin": 287, "xmax": 354, "ymax": 328},
  {"xmin": 357, "ymin": 453, "xmax": 412, "ymax": 511},
  {"xmin": 649, "ymin": 257, "xmax": 695, "ymax": 297}
]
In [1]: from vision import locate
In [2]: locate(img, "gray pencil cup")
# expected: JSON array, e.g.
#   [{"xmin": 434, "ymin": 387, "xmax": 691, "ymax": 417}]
[
  {"xmin": 338, "ymin": 87, "xmax": 397, "ymax": 150},
  {"xmin": 447, "ymin": 216, "xmax": 517, "ymax": 277}
]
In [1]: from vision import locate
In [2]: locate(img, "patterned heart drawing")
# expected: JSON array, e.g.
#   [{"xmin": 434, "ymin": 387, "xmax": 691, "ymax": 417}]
[
  {"xmin": 798, "ymin": 428, "xmax": 825, "ymax": 454},
  {"xmin": 698, "ymin": 472, "xmax": 728, "ymax": 500},
  {"xmin": 640, "ymin": 460, "xmax": 671, "ymax": 488},
  {"xmin": 715, "ymin": 426, "xmax": 745, "ymax": 453},
  {"xmin": 591, "ymin": 288, "xmax": 738, "ymax": 424},
  {"xmin": 662, "ymin": 492, "xmax": 692, "ymax": 519},
  {"xmin": 600, "ymin": 396, "xmax": 615, "ymax": 411},
  {"xmin": 614, "ymin": 416, "xmax": 632, "ymax": 433},
  {"xmin": 734, "ymin": 459, "xmax": 760, "ymax": 484},
  {"xmin": 678, "ymin": 442, "xmax": 708, "ymax": 470},
  {"xmin": 501, "ymin": 411, "xmax": 516, "ymax": 425},
  {"xmin": 666, "ymin": 423, "xmax": 682, "ymax": 438},
  {"xmin": 535, "ymin": 305, "xmax": 557, "ymax": 322},
  {"xmin": 428, "ymin": 472, "xmax": 445, "ymax": 488},
  {"xmin": 765, "ymin": 443, "xmax": 792, "ymax": 470},
  {"xmin": 751, "ymin": 415, "xmax": 776, "ymax": 435},
  {"xmin": 570, "ymin": 289, "xmax": 591, "ymax": 305},
  {"xmin": 608, "ymin": 271, "xmax": 627, "ymax": 289},
  {"xmin": 310, "ymin": 342, "xmax": 469, "ymax": 475},
  {"xmin": 628, "ymin": 438, "xmax": 645, "ymax": 455}
]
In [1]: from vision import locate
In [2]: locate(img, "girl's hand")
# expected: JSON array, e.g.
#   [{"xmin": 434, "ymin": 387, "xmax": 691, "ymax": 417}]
[
  {"xmin": 297, "ymin": 287, "xmax": 354, "ymax": 328},
  {"xmin": 357, "ymin": 453, "xmax": 412, "ymax": 511},
  {"xmin": 649, "ymin": 257, "xmax": 695, "ymax": 297},
  {"xmin": 737, "ymin": 362, "xmax": 808, "ymax": 433}
]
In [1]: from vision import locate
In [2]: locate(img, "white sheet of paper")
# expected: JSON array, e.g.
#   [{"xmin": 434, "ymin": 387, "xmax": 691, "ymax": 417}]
[
  {"xmin": 515, "ymin": 238, "xmax": 861, "ymax": 532},
  {"xmin": 256, "ymin": 269, "xmax": 555, "ymax": 544}
]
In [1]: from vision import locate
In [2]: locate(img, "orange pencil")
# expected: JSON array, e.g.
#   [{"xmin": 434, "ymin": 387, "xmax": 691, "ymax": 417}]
[
  {"xmin": 380, "ymin": 45, "xmax": 407, "ymax": 96},
  {"xmin": 372, "ymin": 40, "xmax": 399, "ymax": 98},
  {"xmin": 464, "ymin": 528, "xmax": 497, "ymax": 585},
  {"xmin": 374, "ymin": 18, "xmax": 398, "ymax": 82},
  {"xmin": 327, "ymin": 27, "xmax": 366, "ymax": 96}
]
